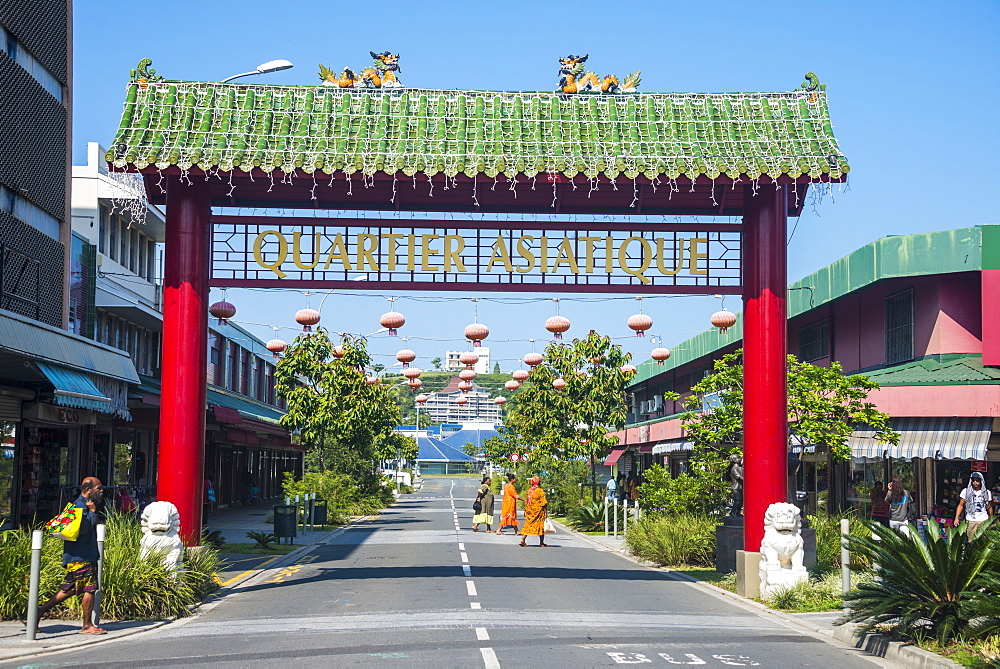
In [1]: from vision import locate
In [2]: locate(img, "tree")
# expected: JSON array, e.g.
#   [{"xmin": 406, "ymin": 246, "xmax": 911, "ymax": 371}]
[
  {"xmin": 274, "ymin": 329, "xmax": 401, "ymax": 481},
  {"xmin": 676, "ymin": 349, "xmax": 898, "ymax": 462},
  {"xmin": 484, "ymin": 330, "xmax": 633, "ymax": 498},
  {"xmin": 431, "ymin": 357, "xmax": 442, "ymax": 370},
  {"xmin": 493, "ymin": 362, "xmax": 501, "ymax": 374}
]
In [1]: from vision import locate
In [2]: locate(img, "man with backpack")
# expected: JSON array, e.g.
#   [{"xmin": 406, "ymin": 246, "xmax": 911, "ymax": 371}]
[
  {"xmin": 954, "ymin": 472, "xmax": 993, "ymax": 539},
  {"xmin": 36, "ymin": 477, "xmax": 106, "ymax": 635}
]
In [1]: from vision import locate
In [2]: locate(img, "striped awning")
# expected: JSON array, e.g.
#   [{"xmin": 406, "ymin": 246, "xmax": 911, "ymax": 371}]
[
  {"xmin": 849, "ymin": 417, "xmax": 992, "ymax": 460},
  {"xmin": 603, "ymin": 447, "xmax": 627, "ymax": 466},
  {"xmin": 652, "ymin": 440, "xmax": 694, "ymax": 455}
]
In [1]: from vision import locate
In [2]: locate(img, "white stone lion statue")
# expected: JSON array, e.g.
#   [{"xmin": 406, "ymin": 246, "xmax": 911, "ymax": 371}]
[
  {"xmin": 140, "ymin": 501, "xmax": 184, "ymax": 574},
  {"xmin": 758, "ymin": 502, "xmax": 807, "ymax": 598}
]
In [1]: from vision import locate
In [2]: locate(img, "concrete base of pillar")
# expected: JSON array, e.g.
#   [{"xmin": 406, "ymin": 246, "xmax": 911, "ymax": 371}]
[{"xmin": 736, "ymin": 550, "xmax": 761, "ymax": 599}]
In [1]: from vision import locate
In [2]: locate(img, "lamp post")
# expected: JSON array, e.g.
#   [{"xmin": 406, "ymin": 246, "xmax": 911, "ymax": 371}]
[{"xmin": 221, "ymin": 59, "xmax": 293, "ymax": 83}]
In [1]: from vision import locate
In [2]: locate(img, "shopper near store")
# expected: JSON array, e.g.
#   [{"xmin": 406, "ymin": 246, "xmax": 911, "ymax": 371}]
[
  {"xmin": 885, "ymin": 476, "xmax": 913, "ymax": 537},
  {"xmin": 869, "ymin": 481, "xmax": 890, "ymax": 526},
  {"xmin": 954, "ymin": 472, "xmax": 993, "ymax": 539}
]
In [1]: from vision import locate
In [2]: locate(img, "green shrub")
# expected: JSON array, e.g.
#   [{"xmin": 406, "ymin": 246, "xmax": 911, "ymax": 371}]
[
  {"xmin": 767, "ymin": 569, "xmax": 870, "ymax": 611},
  {"xmin": 637, "ymin": 464, "xmax": 728, "ymax": 515},
  {"xmin": 625, "ymin": 513, "xmax": 717, "ymax": 567},
  {"xmin": 566, "ymin": 500, "xmax": 627, "ymax": 532},
  {"xmin": 246, "ymin": 531, "xmax": 279, "ymax": 549},
  {"xmin": 283, "ymin": 471, "xmax": 393, "ymax": 522},
  {"xmin": 0, "ymin": 513, "xmax": 220, "ymax": 621},
  {"xmin": 842, "ymin": 518, "xmax": 997, "ymax": 644},
  {"xmin": 201, "ymin": 529, "xmax": 226, "ymax": 549},
  {"xmin": 807, "ymin": 512, "xmax": 873, "ymax": 570}
]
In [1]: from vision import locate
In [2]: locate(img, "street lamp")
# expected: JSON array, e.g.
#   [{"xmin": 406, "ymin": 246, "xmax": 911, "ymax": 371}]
[{"xmin": 221, "ymin": 59, "xmax": 293, "ymax": 83}]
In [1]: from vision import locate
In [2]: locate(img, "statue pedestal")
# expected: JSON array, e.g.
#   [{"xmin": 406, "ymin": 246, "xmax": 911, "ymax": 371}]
[
  {"xmin": 760, "ymin": 565, "xmax": 808, "ymax": 599},
  {"xmin": 715, "ymin": 516, "xmax": 744, "ymax": 573}
]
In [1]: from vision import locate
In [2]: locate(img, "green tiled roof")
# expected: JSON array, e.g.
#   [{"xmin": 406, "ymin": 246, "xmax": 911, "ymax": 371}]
[
  {"xmin": 207, "ymin": 387, "xmax": 285, "ymax": 424},
  {"xmin": 107, "ymin": 66, "xmax": 848, "ymax": 182},
  {"xmin": 863, "ymin": 355, "xmax": 1000, "ymax": 386}
]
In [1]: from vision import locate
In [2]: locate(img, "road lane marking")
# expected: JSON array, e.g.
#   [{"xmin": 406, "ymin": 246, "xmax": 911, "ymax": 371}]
[
  {"xmin": 466, "ymin": 580, "xmax": 477, "ymax": 596},
  {"xmin": 480, "ymin": 647, "xmax": 500, "ymax": 669},
  {"xmin": 463, "ymin": 565, "xmax": 472, "ymax": 576},
  {"xmin": 475, "ymin": 627, "xmax": 490, "ymax": 641},
  {"xmin": 470, "ymin": 602, "xmax": 481, "ymax": 609},
  {"xmin": 458, "ymin": 543, "xmax": 465, "ymax": 550},
  {"xmin": 219, "ymin": 554, "xmax": 283, "ymax": 586},
  {"xmin": 461, "ymin": 552, "xmax": 469, "ymax": 563}
]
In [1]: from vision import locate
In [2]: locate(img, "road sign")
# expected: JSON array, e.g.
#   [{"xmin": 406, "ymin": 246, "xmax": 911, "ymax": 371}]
[{"xmin": 509, "ymin": 453, "xmax": 519, "ymax": 462}]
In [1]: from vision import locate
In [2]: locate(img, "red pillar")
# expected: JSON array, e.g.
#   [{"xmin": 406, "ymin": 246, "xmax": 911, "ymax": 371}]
[
  {"xmin": 159, "ymin": 177, "xmax": 212, "ymax": 545},
  {"xmin": 742, "ymin": 185, "xmax": 788, "ymax": 551}
]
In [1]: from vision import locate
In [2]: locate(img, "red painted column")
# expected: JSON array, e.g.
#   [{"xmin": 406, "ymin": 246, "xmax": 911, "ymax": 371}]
[
  {"xmin": 742, "ymin": 185, "xmax": 788, "ymax": 551},
  {"xmin": 159, "ymin": 177, "xmax": 212, "ymax": 545}
]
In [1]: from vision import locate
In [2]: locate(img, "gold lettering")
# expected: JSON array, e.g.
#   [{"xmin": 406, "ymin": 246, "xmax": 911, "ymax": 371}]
[
  {"xmin": 421, "ymin": 234, "xmax": 440, "ymax": 271},
  {"xmin": 321, "ymin": 233, "xmax": 353, "ymax": 270},
  {"xmin": 688, "ymin": 237, "xmax": 708, "ymax": 275},
  {"xmin": 579, "ymin": 236, "xmax": 602, "ymax": 273},
  {"xmin": 617, "ymin": 237, "xmax": 652, "ymax": 284},
  {"xmin": 443, "ymin": 235, "xmax": 467, "ymax": 272},
  {"xmin": 292, "ymin": 232, "xmax": 322, "ymax": 270},
  {"xmin": 383, "ymin": 233, "xmax": 404, "ymax": 271},
  {"xmin": 604, "ymin": 237, "xmax": 614, "ymax": 273},
  {"xmin": 515, "ymin": 235, "xmax": 536, "ymax": 274},
  {"xmin": 655, "ymin": 238, "xmax": 684, "ymax": 276},
  {"xmin": 356, "ymin": 234, "xmax": 380, "ymax": 271},
  {"xmin": 486, "ymin": 236, "xmax": 514, "ymax": 273},
  {"xmin": 253, "ymin": 230, "xmax": 288, "ymax": 278},
  {"xmin": 540, "ymin": 236, "xmax": 550, "ymax": 273},
  {"xmin": 551, "ymin": 237, "xmax": 580, "ymax": 273},
  {"xmin": 406, "ymin": 234, "xmax": 417, "ymax": 271}
]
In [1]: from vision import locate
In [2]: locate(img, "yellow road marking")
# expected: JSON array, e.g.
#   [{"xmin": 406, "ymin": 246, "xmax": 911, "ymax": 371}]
[{"xmin": 220, "ymin": 554, "xmax": 283, "ymax": 586}]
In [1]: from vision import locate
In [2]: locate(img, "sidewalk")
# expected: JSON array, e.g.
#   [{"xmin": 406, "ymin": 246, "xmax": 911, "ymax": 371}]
[
  {"xmin": 0, "ymin": 500, "xmax": 347, "ymax": 664},
  {"xmin": 570, "ymin": 524, "xmax": 957, "ymax": 668}
]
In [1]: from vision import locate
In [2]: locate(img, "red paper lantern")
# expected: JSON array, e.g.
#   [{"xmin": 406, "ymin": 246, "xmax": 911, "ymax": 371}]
[
  {"xmin": 505, "ymin": 379, "xmax": 521, "ymax": 391},
  {"xmin": 415, "ymin": 394, "xmax": 429, "ymax": 404},
  {"xmin": 456, "ymin": 396, "xmax": 468, "ymax": 405},
  {"xmin": 209, "ymin": 300, "xmax": 236, "ymax": 325},
  {"xmin": 265, "ymin": 339, "xmax": 287, "ymax": 358},
  {"xmin": 512, "ymin": 370, "xmax": 529, "ymax": 382},
  {"xmin": 711, "ymin": 308, "xmax": 738, "ymax": 332},
  {"xmin": 458, "ymin": 380, "xmax": 473, "ymax": 393},
  {"xmin": 620, "ymin": 364, "xmax": 637, "ymax": 374},
  {"xmin": 459, "ymin": 351, "xmax": 479, "ymax": 368},
  {"xmin": 333, "ymin": 345, "xmax": 345, "ymax": 359},
  {"xmin": 627, "ymin": 313, "xmax": 653, "ymax": 337},
  {"xmin": 459, "ymin": 369, "xmax": 476, "ymax": 381},
  {"xmin": 407, "ymin": 378, "xmax": 423, "ymax": 390},
  {"xmin": 396, "ymin": 349, "xmax": 416, "ymax": 367},
  {"xmin": 295, "ymin": 308, "xmax": 321, "ymax": 332},
  {"xmin": 545, "ymin": 315, "xmax": 570, "ymax": 339},
  {"xmin": 523, "ymin": 352, "xmax": 543, "ymax": 367},
  {"xmin": 380, "ymin": 311, "xmax": 405, "ymax": 336},
  {"xmin": 403, "ymin": 367, "xmax": 422, "ymax": 380},
  {"xmin": 464, "ymin": 323, "xmax": 489, "ymax": 347},
  {"xmin": 651, "ymin": 347, "xmax": 671, "ymax": 365},
  {"xmin": 494, "ymin": 396, "xmax": 507, "ymax": 406},
  {"xmin": 552, "ymin": 378, "xmax": 567, "ymax": 390},
  {"xmin": 365, "ymin": 376, "xmax": 380, "ymax": 385}
]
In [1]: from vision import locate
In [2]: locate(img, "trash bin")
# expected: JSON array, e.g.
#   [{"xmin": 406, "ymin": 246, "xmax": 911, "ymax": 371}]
[
  {"xmin": 273, "ymin": 504, "xmax": 297, "ymax": 543},
  {"xmin": 313, "ymin": 499, "xmax": 328, "ymax": 526}
]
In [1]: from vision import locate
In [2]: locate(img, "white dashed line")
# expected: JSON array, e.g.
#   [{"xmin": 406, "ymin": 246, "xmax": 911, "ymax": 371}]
[
  {"xmin": 461, "ymin": 552, "xmax": 469, "ymax": 563},
  {"xmin": 466, "ymin": 580, "xmax": 478, "ymax": 596},
  {"xmin": 480, "ymin": 647, "xmax": 500, "ymax": 668},
  {"xmin": 470, "ymin": 602, "xmax": 481, "ymax": 609},
  {"xmin": 475, "ymin": 627, "xmax": 490, "ymax": 641},
  {"xmin": 458, "ymin": 543, "xmax": 465, "ymax": 550}
]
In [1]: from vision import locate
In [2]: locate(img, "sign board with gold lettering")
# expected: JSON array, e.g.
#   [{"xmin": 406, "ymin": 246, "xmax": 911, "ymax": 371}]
[{"xmin": 212, "ymin": 216, "xmax": 741, "ymax": 294}]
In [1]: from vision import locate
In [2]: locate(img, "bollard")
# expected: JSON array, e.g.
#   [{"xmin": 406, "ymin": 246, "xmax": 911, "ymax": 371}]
[
  {"xmin": 840, "ymin": 518, "xmax": 850, "ymax": 612},
  {"xmin": 623, "ymin": 500, "xmax": 629, "ymax": 533},
  {"xmin": 309, "ymin": 493, "xmax": 315, "ymax": 532},
  {"xmin": 93, "ymin": 523, "xmax": 105, "ymax": 627},
  {"xmin": 25, "ymin": 530, "xmax": 42, "ymax": 641},
  {"xmin": 613, "ymin": 497, "xmax": 619, "ymax": 538},
  {"xmin": 604, "ymin": 497, "xmax": 609, "ymax": 537}
]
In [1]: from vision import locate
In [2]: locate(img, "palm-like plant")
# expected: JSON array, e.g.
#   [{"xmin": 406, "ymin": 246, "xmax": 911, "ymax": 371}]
[
  {"xmin": 841, "ymin": 518, "xmax": 997, "ymax": 644},
  {"xmin": 566, "ymin": 500, "xmax": 627, "ymax": 532}
]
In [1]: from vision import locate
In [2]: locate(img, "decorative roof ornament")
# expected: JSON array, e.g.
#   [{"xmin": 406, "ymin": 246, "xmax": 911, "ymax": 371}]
[
  {"xmin": 557, "ymin": 54, "xmax": 640, "ymax": 95},
  {"xmin": 319, "ymin": 51, "xmax": 402, "ymax": 89},
  {"xmin": 796, "ymin": 72, "xmax": 826, "ymax": 93},
  {"xmin": 130, "ymin": 58, "xmax": 164, "ymax": 89}
]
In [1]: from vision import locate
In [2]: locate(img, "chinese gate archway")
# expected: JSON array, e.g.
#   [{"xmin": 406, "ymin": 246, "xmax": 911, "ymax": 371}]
[{"xmin": 108, "ymin": 62, "xmax": 847, "ymax": 548}]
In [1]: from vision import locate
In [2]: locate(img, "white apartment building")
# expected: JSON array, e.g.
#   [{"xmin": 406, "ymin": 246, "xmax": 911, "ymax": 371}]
[
  {"xmin": 444, "ymin": 347, "xmax": 491, "ymax": 375},
  {"xmin": 423, "ymin": 377, "xmax": 502, "ymax": 424}
]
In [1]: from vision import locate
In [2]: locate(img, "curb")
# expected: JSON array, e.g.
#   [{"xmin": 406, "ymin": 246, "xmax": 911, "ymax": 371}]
[{"xmin": 553, "ymin": 519, "xmax": 958, "ymax": 669}]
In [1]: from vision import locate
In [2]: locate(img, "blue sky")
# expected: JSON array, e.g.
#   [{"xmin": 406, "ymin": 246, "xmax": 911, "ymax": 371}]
[{"xmin": 72, "ymin": 0, "xmax": 1000, "ymax": 372}]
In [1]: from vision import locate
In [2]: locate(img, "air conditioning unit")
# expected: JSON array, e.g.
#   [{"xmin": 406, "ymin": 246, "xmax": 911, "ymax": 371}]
[{"xmin": 652, "ymin": 395, "xmax": 663, "ymax": 411}]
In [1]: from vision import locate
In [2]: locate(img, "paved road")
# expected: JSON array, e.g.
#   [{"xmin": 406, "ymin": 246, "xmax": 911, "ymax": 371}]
[{"xmin": 7, "ymin": 477, "xmax": 893, "ymax": 668}]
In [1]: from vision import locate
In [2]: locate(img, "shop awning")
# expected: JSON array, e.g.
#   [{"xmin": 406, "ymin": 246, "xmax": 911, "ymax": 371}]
[
  {"xmin": 35, "ymin": 362, "xmax": 111, "ymax": 412},
  {"xmin": 212, "ymin": 406, "xmax": 243, "ymax": 425},
  {"xmin": 603, "ymin": 447, "xmax": 627, "ymax": 466},
  {"xmin": 652, "ymin": 440, "xmax": 694, "ymax": 455},
  {"xmin": 849, "ymin": 417, "xmax": 991, "ymax": 460}
]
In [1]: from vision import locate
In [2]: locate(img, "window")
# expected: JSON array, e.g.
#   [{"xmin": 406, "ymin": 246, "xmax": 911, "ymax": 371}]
[
  {"xmin": 98, "ymin": 206, "xmax": 108, "ymax": 254},
  {"xmin": 265, "ymin": 363, "xmax": 275, "ymax": 405},
  {"xmin": 885, "ymin": 290, "xmax": 914, "ymax": 365},
  {"xmin": 240, "ymin": 350, "xmax": 251, "ymax": 395},
  {"xmin": 798, "ymin": 319, "xmax": 830, "ymax": 362},
  {"xmin": 137, "ymin": 233, "xmax": 146, "ymax": 279},
  {"xmin": 227, "ymin": 342, "xmax": 239, "ymax": 390},
  {"xmin": 128, "ymin": 228, "xmax": 138, "ymax": 273},
  {"xmin": 118, "ymin": 219, "xmax": 127, "ymax": 267},
  {"xmin": 147, "ymin": 241, "xmax": 156, "ymax": 282},
  {"xmin": 108, "ymin": 216, "xmax": 118, "ymax": 262},
  {"xmin": 255, "ymin": 358, "xmax": 265, "ymax": 400}
]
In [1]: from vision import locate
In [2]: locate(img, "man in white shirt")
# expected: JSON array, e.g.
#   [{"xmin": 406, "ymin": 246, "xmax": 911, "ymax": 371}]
[{"xmin": 954, "ymin": 472, "xmax": 993, "ymax": 539}]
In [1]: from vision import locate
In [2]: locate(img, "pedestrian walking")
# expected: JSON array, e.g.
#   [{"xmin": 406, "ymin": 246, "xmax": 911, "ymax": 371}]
[
  {"xmin": 472, "ymin": 476, "xmax": 494, "ymax": 532},
  {"xmin": 605, "ymin": 474, "xmax": 617, "ymax": 500},
  {"xmin": 496, "ymin": 472, "xmax": 522, "ymax": 535},
  {"xmin": 36, "ymin": 477, "xmax": 107, "ymax": 635},
  {"xmin": 519, "ymin": 476, "xmax": 549, "ymax": 547},
  {"xmin": 869, "ymin": 480, "xmax": 890, "ymax": 526},
  {"xmin": 954, "ymin": 472, "xmax": 993, "ymax": 539},
  {"xmin": 885, "ymin": 476, "xmax": 913, "ymax": 537}
]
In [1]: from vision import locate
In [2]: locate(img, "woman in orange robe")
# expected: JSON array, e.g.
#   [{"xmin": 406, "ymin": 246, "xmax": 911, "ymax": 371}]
[
  {"xmin": 519, "ymin": 476, "xmax": 549, "ymax": 547},
  {"xmin": 496, "ymin": 472, "xmax": 522, "ymax": 535}
]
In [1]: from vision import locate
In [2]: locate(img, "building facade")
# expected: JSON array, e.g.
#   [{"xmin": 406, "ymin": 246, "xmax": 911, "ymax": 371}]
[
  {"xmin": 616, "ymin": 226, "xmax": 1000, "ymax": 521},
  {"xmin": 445, "ymin": 347, "xmax": 491, "ymax": 375},
  {"xmin": 422, "ymin": 376, "xmax": 502, "ymax": 424}
]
